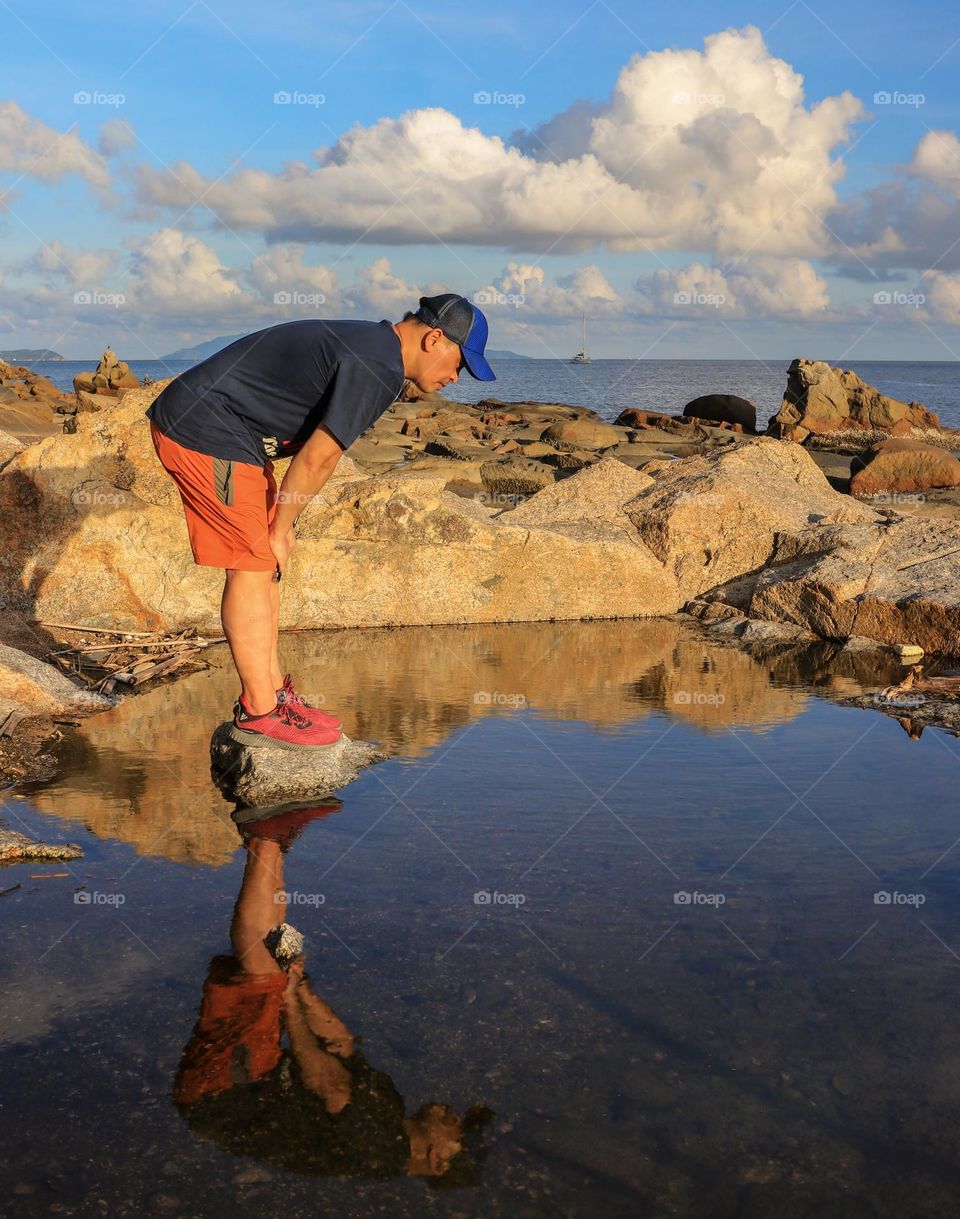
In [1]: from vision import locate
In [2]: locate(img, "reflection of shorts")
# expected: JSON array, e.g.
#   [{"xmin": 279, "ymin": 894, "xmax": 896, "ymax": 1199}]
[
  {"xmin": 173, "ymin": 955, "xmax": 286, "ymax": 1105},
  {"xmin": 150, "ymin": 422, "xmax": 277, "ymax": 571}
]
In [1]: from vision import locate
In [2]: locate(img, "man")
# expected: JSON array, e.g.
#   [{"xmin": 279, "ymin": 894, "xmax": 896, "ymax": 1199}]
[{"xmin": 147, "ymin": 293, "xmax": 495, "ymax": 749}]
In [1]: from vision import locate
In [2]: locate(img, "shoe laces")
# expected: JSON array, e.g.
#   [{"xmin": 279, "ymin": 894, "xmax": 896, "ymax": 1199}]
[{"xmin": 277, "ymin": 700, "xmax": 312, "ymax": 729}]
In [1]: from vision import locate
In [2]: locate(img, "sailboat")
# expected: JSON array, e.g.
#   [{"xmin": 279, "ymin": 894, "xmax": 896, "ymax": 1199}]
[{"xmin": 570, "ymin": 312, "xmax": 592, "ymax": 364}]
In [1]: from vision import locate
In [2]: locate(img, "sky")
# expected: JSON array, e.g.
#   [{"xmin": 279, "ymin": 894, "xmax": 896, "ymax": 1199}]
[{"xmin": 0, "ymin": 0, "xmax": 959, "ymax": 359}]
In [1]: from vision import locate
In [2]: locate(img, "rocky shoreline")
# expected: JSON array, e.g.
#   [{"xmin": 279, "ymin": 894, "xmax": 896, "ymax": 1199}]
[{"xmin": 1, "ymin": 353, "xmax": 960, "ymax": 789}]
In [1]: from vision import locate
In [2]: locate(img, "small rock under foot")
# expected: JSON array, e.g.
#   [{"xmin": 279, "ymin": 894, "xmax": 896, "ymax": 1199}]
[{"xmin": 210, "ymin": 723, "xmax": 388, "ymax": 808}]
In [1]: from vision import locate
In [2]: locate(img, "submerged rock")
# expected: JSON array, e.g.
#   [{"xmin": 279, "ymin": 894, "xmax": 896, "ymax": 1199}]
[
  {"xmin": 0, "ymin": 827, "xmax": 82, "ymax": 863},
  {"xmin": 209, "ymin": 724, "xmax": 388, "ymax": 807}
]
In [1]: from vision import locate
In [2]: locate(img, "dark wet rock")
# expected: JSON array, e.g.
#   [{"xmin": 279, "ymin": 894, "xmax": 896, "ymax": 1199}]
[
  {"xmin": 209, "ymin": 723, "xmax": 388, "ymax": 807},
  {"xmin": 682, "ymin": 393, "xmax": 758, "ymax": 432},
  {"xmin": 479, "ymin": 457, "xmax": 558, "ymax": 496}
]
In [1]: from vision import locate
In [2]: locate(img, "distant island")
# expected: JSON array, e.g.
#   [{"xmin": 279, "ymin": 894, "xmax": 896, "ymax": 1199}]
[
  {"xmin": 0, "ymin": 348, "xmax": 65, "ymax": 362},
  {"xmin": 162, "ymin": 334, "xmax": 533, "ymax": 363}
]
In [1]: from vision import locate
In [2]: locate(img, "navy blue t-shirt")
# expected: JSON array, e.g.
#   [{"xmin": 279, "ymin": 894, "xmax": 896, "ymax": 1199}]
[{"xmin": 147, "ymin": 318, "xmax": 406, "ymax": 464}]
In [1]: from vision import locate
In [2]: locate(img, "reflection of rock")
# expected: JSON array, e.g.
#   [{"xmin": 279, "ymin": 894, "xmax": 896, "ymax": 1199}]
[
  {"xmin": 210, "ymin": 723, "xmax": 387, "ymax": 807},
  {"xmin": 28, "ymin": 616, "xmax": 906, "ymax": 866},
  {"xmin": 767, "ymin": 359, "xmax": 941, "ymax": 442}
]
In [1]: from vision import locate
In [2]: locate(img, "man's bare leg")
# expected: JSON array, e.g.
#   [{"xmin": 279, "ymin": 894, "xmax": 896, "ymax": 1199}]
[
  {"xmin": 230, "ymin": 837, "xmax": 285, "ymax": 974},
  {"xmin": 222, "ymin": 568, "xmax": 283, "ymax": 715},
  {"xmin": 269, "ymin": 573, "xmax": 283, "ymax": 693}
]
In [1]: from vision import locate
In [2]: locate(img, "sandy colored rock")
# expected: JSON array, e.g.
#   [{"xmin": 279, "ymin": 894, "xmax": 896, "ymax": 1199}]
[
  {"xmin": 0, "ymin": 428, "xmax": 24, "ymax": 465},
  {"xmin": 768, "ymin": 359, "xmax": 941, "ymax": 441},
  {"xmin": 623, "ymin": 437, "xmax": 878, "ymax": 601},
  {"xmin": 615, "ymin": 408, "xmax": 676, "ymax": 430},
  {"xmin": 540, "ymin": 418, "xmax": 622, "ymax": 451},
  {"xmin": 746, "ymin": 515, "xmax": 960, "ymax": 653},
  {"xmin": 507, "ymin": 457, "xmax": 653, "ymax": 529},
  {"xmin": 0, "ymin": 383, "xmax": 682, "ymax": 631},
  {"xmin": 850, "ymin": 438, "xmax": 960, "ymax": 497},
  {"xmin": 0, "ymin": 643, "xmax": 109, "ymax": 716}
]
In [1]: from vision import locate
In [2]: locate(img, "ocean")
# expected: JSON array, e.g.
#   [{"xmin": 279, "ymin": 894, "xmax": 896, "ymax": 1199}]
[{"xmin": 25, "ymin": 357, "xmax": 960, "ymax": 431}]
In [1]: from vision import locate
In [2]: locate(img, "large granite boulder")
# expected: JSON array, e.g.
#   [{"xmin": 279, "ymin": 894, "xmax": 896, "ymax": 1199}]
[
  {"xmin": 0, "ymin": 382, "xmax": 681, "ymax": 631},
  {"xmin": 682, "ymin": 394, "xmax": 757, "ymax": 432},
  {"xmin": 767, "ymin": 359, "xmax": 941, "ymax": 442},
  {"xmin": 621, "ymin": 437, "xmax": 878, "ymax": 601},
  {"xmin": 745, "ymin": 515, "xmax": 960, "ymax": 653},
  {"xmin": 849, "ymin": 438, "xmax": 960, "ymax": 497}
]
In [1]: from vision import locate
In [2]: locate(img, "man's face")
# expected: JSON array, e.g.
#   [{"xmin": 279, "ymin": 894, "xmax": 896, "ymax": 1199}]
[{"xmin": 416, "ymin": 327, "xmax": 464, "ymax": 392}]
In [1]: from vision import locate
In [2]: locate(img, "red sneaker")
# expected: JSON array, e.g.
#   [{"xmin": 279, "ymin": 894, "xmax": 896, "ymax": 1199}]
[
  {"xmin": 228, "ymin": 696, "xmax": 341, "ymax": 750},
  {"xmin": 277, "ymin": 673, "xmax": 342, "ymax": 728}
]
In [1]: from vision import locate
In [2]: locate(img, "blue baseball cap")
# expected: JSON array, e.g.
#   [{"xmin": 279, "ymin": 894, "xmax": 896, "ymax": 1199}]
[{"xmin": 414, "ymin": 293, "xmax": 496, "ymax": 381}]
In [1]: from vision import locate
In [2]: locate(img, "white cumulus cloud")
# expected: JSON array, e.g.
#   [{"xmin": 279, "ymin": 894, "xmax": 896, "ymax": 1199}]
[{"xmin": 129, "ymin": 26, "xmax": 864, "ymax": 259}]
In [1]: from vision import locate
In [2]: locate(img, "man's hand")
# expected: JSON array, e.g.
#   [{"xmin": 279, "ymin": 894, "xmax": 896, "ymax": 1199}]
[
  {"xmin": 269, "ymin": 522, "xmax": 297, "ymax": 576},
  {"xmin": 270, "ymin": 424, "xmax": 344, "ymax": 569}
]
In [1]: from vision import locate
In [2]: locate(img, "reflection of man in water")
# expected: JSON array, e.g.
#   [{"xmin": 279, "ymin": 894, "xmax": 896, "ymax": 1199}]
[{"xmin": 172, "ymin": 802, "xmax": 489, "ymax": 1183}]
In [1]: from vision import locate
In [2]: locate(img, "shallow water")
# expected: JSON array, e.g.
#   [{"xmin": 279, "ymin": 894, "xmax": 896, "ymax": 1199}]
[{"xmin": 2, "ymin": 619, "xmax": 960, "ymax": 1216}]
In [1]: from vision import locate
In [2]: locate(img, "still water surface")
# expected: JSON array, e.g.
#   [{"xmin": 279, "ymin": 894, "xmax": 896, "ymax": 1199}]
[{"xmin": 2, "ymin": 619, "xmax": 959, "ymax": 1215}]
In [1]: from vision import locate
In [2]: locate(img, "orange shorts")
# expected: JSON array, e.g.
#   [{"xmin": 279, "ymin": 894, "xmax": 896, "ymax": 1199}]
[{"xmin": 150, "ymin": 422, "xmax": 278, "ymax": 571}]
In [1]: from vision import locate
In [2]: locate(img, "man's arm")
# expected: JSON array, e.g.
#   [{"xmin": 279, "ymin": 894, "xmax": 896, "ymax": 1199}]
[{"xmin": 269, "ymin": 423, "xmax": 344, "ymax": 573}]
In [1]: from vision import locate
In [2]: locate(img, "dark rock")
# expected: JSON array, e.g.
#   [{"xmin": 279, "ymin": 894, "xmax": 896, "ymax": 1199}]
[{"xmin": 682, "ymin": 393, "xmax": 757, "ymax": 432}]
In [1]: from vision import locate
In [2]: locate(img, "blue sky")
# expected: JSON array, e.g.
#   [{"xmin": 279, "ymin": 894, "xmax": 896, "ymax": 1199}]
[{"xmin": 1, "ymin": 0, "xmax": 959, "ymax": 358}]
